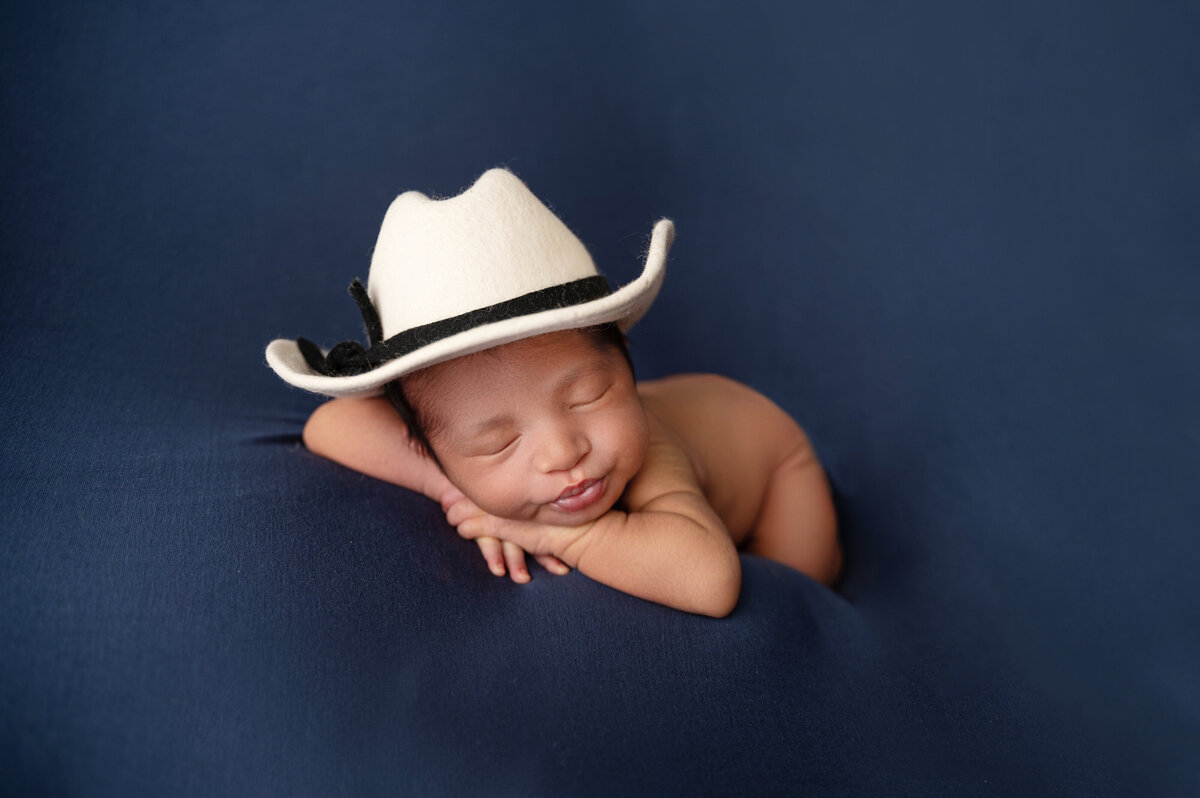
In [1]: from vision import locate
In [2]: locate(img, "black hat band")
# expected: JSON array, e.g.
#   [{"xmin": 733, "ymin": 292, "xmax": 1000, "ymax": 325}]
[{"xmin": 298, "ymin": 275, "xmax": 612, "ymax": 378}]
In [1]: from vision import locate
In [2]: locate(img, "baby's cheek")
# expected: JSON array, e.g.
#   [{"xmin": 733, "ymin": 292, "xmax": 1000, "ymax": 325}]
[
  {"xmin": 616, "ymin": 414, "xmax": 650, "ymax": 473},
  {"xmin": 465, "ymin": 478, "xmax": 531, "ymax": 521}
]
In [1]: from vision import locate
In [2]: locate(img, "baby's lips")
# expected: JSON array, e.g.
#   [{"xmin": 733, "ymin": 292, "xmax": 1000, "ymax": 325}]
[
  {"xmin": 551, "ymin": 476, "xmax": 607, "ymax": 513},
  {"xmin": 555, "ymin": 477, "xmax": 598, "ymax": 503}
]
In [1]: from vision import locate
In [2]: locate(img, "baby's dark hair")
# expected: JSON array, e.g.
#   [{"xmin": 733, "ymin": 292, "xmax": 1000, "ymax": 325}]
[{"xmin": 383, "ymin": 323, "xmax": 634, "ymax": 466}]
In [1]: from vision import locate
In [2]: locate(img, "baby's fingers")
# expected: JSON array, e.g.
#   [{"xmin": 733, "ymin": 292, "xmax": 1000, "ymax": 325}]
[
  {"xmin": 455, "ymin": 514, "xmax": 488, "ymax": 541},
  {"xmin": 475, "ymin": 537, "xmax": 533, "ymax": 583},
  {"xmin": 446, "ymin": 502, "xmax": 471, "ymax": 527},
  {"xmin": 503, "ymin": 541, "xmax": 530, "ymax": 584},
  {"xmin": 534, "ymin": 554, "xmax": 571, "ymax": 576},
  {"xmin": 476, "ymin": 537, "xmax": 507, "ymax": 577},
  {"xmin": 446, "ymin": 498, "xmax": 485, "ymax": 528},
  {"xmin": 439, "ymin": 485, "xmax": 466, "ymax": 512}
]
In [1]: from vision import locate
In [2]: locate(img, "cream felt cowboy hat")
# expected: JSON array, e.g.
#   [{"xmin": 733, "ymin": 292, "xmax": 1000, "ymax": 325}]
[{"xmin": 266, "ymin": 168, "xmax": 674, "ymax": 398}]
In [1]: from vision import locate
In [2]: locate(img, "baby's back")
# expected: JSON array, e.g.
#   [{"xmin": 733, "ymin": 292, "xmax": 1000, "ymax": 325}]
[{"xmin": 637, "ymin": 374, "xmax": 809, "ymax": 543}]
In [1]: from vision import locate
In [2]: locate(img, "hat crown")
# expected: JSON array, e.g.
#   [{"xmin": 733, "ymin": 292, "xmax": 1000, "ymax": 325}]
[
  {"xmin": 368, "ymin": 168, "xmax": 597, "ymax": 337},
  {"xmin": 265, "ymin": 168, "xmax": 673, "ymax": 399}
]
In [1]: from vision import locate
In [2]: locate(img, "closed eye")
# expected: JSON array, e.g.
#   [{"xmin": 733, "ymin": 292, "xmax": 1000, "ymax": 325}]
[
  {"xmin": 475, "ymin": 436, "xmax": 520, "ymax": 458},
  {"xmin": 570, "ymin": 385, "xmax": 611, "ymax": 409}
]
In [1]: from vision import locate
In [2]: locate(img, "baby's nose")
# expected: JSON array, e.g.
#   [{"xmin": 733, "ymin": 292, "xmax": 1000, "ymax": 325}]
[{"xmin": 537, "ymin": 429, "xmax": 590, "ymax": 473}]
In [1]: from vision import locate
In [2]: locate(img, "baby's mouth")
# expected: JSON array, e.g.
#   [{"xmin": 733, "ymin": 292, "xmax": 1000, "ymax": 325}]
[{"xmin": 552, "ymin": 477, "xmax": 607, "ymax": 514}]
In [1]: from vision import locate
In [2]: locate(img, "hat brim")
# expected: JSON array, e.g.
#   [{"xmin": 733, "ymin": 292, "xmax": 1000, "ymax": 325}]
[{"xmin": 265, "ymin": 218, "xmax": 674, "ymax": 399}]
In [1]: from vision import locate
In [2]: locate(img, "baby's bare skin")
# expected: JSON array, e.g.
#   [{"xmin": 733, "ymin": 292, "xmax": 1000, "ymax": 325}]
[
  {"xmin": 638, "ymin": 375, "xmax": 841, "ymax": 583},
  {"xmin": 304, "ymin": 331, "xmax": 840, "ymax": 616}
]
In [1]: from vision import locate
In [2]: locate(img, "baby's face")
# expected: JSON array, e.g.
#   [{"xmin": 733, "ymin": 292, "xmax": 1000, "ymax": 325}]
[{"xmin": 407, "ymin": 329, "xmax": 649, "ymax": 526}]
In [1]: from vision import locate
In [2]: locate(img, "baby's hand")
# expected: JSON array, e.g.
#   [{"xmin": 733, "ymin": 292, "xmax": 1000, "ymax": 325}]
[{"xmin": 439, "ymin": 488, "xmax": 570, "ymax": 583}]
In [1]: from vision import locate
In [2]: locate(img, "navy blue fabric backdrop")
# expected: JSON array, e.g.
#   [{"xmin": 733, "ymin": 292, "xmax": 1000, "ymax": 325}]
[{"xmin": 3, "ymin": 1, "xmax": 1198, "ymax": 795}]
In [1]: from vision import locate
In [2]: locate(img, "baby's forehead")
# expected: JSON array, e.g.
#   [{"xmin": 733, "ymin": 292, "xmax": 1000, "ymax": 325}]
[
  {"xmin": 483, "ymin": 328, "xmax": 603, "ymax": 361},
  {"xmin": 406, "ymin": 329, "xmax": 613, "ymax": 403},
  {"xmin": 426, "ymin": 329, "xmax": 599, "ymax": 375}
]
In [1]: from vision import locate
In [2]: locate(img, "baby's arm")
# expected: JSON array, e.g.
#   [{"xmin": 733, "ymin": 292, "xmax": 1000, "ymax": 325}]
[
  {"xmin": 304, "ymin": 398, "xmax": 451, "ymax": 501},
  {"xmin": 303, "ymin": 398, "xmax": 567, "ymax": 581},
  {"xmin": 449, "ymin": 427, "xmax": 741, "ymax": 617}
]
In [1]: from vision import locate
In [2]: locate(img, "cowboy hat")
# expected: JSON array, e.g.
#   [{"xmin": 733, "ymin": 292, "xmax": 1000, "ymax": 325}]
[{"xmin": 265, "ymin": 168, "xmax": 674, "ymax": 398}]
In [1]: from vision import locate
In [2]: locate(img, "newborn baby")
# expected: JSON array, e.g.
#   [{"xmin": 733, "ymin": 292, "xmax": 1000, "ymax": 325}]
[{"xmin": 267, "ymin": 168, "xmax": 840, "ymax": 617}]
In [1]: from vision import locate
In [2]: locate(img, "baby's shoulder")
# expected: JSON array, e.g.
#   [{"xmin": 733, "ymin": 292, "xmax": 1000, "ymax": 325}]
[
  {"xmin": 636, "ymin": 372, "xmax": 744, "ymax": 399},
  {"xmin": 637, "ymin": 373, "xmax": 783, "ymax": 419},
  {"xmin": 637, "ymin": 372, "xmax": 805, "ymax": 462},
  {"xmin": 635, "ymin": 374, "xmax": 808, "ymax": 537}
]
